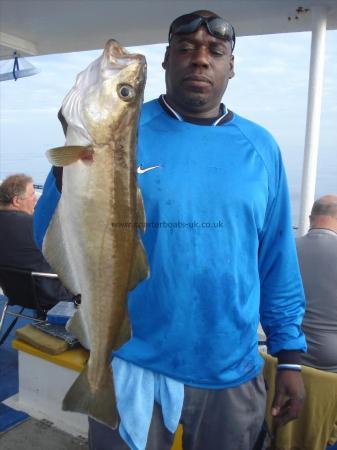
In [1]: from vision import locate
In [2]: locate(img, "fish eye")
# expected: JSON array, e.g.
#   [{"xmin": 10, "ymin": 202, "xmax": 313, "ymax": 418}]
[{"xmin": 117, "ymin": 84, "xmax": 136, "ymax": 102}]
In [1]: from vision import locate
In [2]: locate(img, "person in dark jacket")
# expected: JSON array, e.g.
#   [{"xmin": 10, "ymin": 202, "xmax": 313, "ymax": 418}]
[{"xmin": 0, "ymin": 173, "xmax": 71, "ymax": 309}]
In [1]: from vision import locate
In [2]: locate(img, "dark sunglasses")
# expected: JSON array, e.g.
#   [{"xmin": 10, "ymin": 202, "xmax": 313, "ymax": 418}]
[{"xmin": 168, "ymin": 13, "xmax": 236, "ymax": 51}]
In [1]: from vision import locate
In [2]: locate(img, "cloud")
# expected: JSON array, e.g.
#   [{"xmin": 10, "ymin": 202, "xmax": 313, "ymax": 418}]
[{"xmin": 249, "ymin": 63, "xmax": 287, "ymax": 75}]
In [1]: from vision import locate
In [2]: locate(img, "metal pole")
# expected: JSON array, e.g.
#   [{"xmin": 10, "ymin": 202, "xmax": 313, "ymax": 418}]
[
  {"xmin": 297, "ymin": 6, "xmax": 327, "ymax": 236},
  {"xmin": 0, "ymin": 301, "xmax": 9, "ymax": 333}
]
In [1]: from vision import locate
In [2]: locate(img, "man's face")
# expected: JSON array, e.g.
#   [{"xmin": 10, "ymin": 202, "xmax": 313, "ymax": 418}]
[
  {"xmin": 163, "ymin": 25, "xmax": 234, "ymax": 117},
  {"xmin": 16, "ymin": 182, "xmax": 37, "ymax": 215}
]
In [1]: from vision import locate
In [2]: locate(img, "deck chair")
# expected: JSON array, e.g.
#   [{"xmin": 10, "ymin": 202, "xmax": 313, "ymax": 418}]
[{"xmin": 0, "ymin": 265, "xmax": 60, "ymax": 345}]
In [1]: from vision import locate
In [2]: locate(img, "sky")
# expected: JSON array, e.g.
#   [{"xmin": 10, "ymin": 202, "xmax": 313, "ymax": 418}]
[{"xmin": 0, "ymin": 30, "xmax": 336, "ymax": 225}]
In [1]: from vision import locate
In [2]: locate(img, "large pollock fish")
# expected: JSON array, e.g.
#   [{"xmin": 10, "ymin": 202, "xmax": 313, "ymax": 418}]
[{"xmin": 44, "ymin": 39, "xmax": 149, "ymax": 429}]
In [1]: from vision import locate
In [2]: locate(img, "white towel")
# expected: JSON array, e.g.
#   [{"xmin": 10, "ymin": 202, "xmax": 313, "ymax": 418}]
[{"xmin": 112, "ymin": 357, "xmax": 184, "ymax": 450}]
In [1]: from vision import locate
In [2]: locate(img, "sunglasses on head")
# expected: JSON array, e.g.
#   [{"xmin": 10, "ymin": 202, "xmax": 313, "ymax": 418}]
[{"xmin": 168, "ymin": 13, "xmax": 236, "ymax": 51}]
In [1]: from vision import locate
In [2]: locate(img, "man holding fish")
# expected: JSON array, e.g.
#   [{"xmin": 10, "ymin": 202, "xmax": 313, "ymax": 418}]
[{"xmin": 35, "ymin": 9, "xmax": 306, "ymax": 450}]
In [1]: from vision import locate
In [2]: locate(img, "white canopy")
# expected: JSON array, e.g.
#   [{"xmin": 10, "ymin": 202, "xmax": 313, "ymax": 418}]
[{"xmin": 0, "ymin": 0, "xmax": 336, "ymax": 58}]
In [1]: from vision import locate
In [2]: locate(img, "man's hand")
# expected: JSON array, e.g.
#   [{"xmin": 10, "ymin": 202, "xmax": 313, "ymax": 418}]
[{"xmin": 271, "ymin": 370, "xmax": 305, "ymax": 428}]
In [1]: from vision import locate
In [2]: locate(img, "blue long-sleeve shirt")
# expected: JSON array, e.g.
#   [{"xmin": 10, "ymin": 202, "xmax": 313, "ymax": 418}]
[{"xmin": 34, "ymin": 99, "xmax": 306, "ymax": 388}]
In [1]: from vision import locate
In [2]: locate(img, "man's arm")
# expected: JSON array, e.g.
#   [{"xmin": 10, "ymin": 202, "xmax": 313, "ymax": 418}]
[
  {"xmin": 58, "ymin": 108, "xmax": 68, "ymax": 135},
  {"xmin": 33, "ymin": 109, "xmax": 66, "ymax": 248},
  {"xmin": 271, "ymin": 369, "xmax": 305, "ymax": 427},
  {"xmin": 33, "ymin": 169, "xmax": 61, "ymax": 249},
  {"xmin": 258, "ymin": 147, "xmax": 306, "ymax": 427}
]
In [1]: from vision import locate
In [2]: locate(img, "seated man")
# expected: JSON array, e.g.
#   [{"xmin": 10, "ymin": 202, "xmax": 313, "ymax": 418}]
[
  {"xmin": 296, "ymin": 194, "xmax": 337, "ymax": 373},
  {"xmin": 0, "ymin": 173, "xmax": 71, "ymax": 310}
]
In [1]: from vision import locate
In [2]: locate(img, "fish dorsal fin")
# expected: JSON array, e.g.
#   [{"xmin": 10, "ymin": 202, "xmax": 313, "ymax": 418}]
[
  {"xmin": 128, "ymin": 237, "xmax": 149, "ymax": 291},
  {"xmin": 136, "ymin": 187, "xmax": 146, "ymax": 233},
  {"xmin": 46, "ymin": 145, "xmax": 92, "ymax": 167}
]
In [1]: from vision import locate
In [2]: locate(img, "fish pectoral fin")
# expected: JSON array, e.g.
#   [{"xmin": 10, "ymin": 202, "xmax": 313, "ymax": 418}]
[
  {"xmin": 46, "ymin": 145, "xmax": 93, "ymax": 167},
  {"xmin": 128, "ymin": 237, "xmax": 149, "ymax": 291},
  {"xmin": 63, "ymin": 365, "xmax": 118, "ymax": 429},
  {"xmin": 136, "ymin": 187, "xmax": 146, "ymax": 233}
]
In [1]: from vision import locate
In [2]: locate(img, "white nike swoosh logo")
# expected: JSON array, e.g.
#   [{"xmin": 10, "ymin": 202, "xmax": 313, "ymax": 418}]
[{"xmin": 137, "ymin": 165, "xmax": 161, "ymax": 174}]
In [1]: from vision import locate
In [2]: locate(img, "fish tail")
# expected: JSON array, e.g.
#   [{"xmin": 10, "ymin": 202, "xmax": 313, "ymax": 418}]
[{"xmin": 62, "ymin": 365, "xmax": 118, "ymax": 429}]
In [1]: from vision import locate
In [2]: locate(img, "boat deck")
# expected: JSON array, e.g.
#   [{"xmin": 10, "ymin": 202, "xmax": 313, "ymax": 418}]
[
  {"xmin": 0, "ymin": 294, "xmax": 89, "ymax": 449},
  {"xmin": 0, "ymin": 418, "xmax": 88, "ymax": 450}
]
